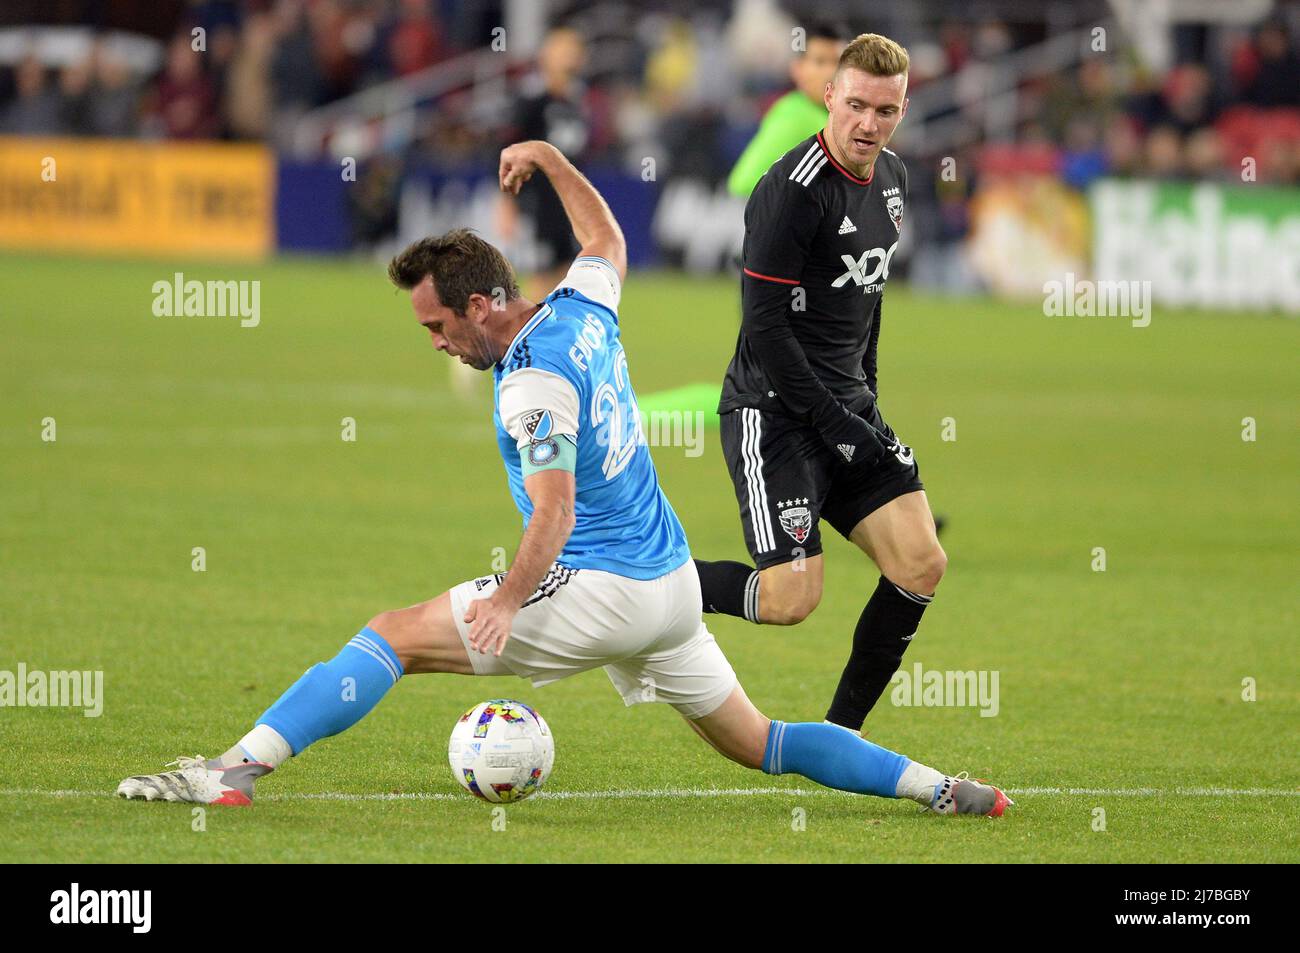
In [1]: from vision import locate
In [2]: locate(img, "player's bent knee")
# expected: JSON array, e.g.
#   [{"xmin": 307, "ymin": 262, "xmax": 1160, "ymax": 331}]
[
  {"xmin": 366, "ymin": 608, "xmax": 401, "ymax": 640},
  {"xmin": 760, "ymin": 592, "xmax": 819, "ymax": 626},
  {"xmin": 763, "ymin": 600, "xmax": 816, "ymax": 626},
  {"xmin": 366, "ymin": 602, "xmax": 440, "ymax": 666},
  {"xmin": 758, "ymin": 571, "xmax": 821, "ymax": 625},
  {"xmin": 367, "ymin": 594, "xmax": 474, "ymax": 675},
  {"xmin": 921, "ymin": 546, "xmax": 948, "ymax": 591},
  {"xmin": 365, "ymin": 608, "xmax": 412, "ymax": 656},
  {"xmin": 894, "ymin": 545, "xmax": 946, "ymax": 595}
]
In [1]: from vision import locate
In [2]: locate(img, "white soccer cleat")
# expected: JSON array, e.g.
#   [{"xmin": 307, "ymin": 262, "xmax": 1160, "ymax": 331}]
[
  {"xmin": 115, "ymin": 755, "xmax": 272, "ymax": 807},
  {"xmin": 927, "ymin": 771, "xmax": 1014, "ymax": 817}
]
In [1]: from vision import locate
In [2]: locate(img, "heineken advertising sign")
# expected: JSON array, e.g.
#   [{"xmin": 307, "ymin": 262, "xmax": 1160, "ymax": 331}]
[{"xmin": 1091, "ymin": 179, "xmax": 1300, "ymax": 313}]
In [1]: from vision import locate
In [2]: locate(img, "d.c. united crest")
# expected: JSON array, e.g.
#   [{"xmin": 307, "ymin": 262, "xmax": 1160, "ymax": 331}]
[
  {"xmin": 886, "ymin": 194, "xmax": 904, "ymax": 233},
  {"xmin": 778, "ymin": 503, "xmax": 812, "ymax": 544}
]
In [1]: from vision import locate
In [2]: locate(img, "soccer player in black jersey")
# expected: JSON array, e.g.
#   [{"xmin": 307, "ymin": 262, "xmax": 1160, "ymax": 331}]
[{"xmin": 695, "ymin": 34, "xmax": 944, "ymax": 735}]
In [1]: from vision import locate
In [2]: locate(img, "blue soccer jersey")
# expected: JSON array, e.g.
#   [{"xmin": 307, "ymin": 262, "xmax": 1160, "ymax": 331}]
[{"xmin": 492, "ymin": 256, "xmax": 690, "ymax": 580}]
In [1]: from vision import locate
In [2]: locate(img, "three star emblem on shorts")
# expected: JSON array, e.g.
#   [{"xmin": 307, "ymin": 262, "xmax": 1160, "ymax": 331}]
[{"xmin": 777, "ymin": 498, "xmax": 809, "ymax": 508}]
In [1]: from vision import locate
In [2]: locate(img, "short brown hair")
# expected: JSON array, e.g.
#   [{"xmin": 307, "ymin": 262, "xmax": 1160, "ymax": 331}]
[
  {"xmin": 387, "ymin": 228, "xmax": 520, "ymax": 314},
  {"xmin": 837, "ymin": 33, "xmax": 910, "ymax": 78}
]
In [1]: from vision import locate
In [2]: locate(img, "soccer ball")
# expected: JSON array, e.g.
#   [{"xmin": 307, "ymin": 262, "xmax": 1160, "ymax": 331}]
[{"xmin": 447, "ymin": 699, "xmax": 555, "ymax": 803}]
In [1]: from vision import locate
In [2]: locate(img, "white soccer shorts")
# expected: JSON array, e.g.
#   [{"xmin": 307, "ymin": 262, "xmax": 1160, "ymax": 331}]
[{"xmin": 448, "ymin": 560, "xmax": 737, "ymax": 719}]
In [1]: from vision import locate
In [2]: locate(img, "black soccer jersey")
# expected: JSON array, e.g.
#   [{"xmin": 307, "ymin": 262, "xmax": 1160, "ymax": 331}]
[
  {"xmin": 504, "ymin": 80, "xmax": 591, "ymax": 264},
  {"xmin": 719, "ymin": 131, "xmax": 908, "ymax": 420}
]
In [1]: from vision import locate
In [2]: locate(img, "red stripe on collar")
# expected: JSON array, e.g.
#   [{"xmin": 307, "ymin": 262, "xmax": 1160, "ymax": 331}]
[{"xmin": 817, "ymin": 131, "xmax": 875, "ymax": 185}]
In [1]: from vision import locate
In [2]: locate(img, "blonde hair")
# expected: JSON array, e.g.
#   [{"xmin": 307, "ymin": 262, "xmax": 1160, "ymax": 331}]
[{"xmin": 837, "ymin": 33, "xmax": 910, "ymax": 78}]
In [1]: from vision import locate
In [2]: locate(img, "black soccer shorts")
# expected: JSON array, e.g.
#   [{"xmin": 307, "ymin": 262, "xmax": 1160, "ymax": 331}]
[{"xmin": 719, "ymin": 403, "xmax": 924, "ymax": 569}]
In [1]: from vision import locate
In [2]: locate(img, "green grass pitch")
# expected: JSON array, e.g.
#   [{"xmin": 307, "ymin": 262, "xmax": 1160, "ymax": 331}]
[{"xmin": 1, "ymin": 253, "xmax": 1296, "ymax": 862}]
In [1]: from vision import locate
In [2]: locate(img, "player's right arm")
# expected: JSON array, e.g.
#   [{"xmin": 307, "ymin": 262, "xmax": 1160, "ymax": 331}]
[
  {"xmin": 464, "ymin": 366, "xmax": 583, "ymax": 657},
  {"xmin": 742, "ymin": 174, "xmax": 891, "ymax": 465},
  {"xmin": 465, "ymin": 466, "xmax": 576, "ymax": 658},
  {"xmin": 499, "ymin": 140, "xmax": 627, "ymax": 283}
]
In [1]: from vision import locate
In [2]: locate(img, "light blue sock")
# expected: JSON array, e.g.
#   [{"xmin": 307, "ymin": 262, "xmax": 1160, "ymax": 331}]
[
  {"xmin": 257, "ymin": 627, "xmax": 404, "ymax": 756},
  {"xmin": 762, "ymin": 720, "xmax": 909, "ymax": 798}
]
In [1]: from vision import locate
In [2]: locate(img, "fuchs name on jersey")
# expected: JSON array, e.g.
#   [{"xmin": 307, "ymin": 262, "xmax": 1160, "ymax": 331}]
[{"xmin": 566, "ymin": 311, "xmax": 609, "ymax": 371}]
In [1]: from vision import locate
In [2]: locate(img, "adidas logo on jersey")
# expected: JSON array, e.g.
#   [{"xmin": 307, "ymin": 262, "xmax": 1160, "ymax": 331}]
[
  {"xmin": 838, "ymin": 216, "xmax": 856, "ymax": 235},
  {"xmin": 837, "ymin": 443, "xmax": 855, "ymax": 462}
]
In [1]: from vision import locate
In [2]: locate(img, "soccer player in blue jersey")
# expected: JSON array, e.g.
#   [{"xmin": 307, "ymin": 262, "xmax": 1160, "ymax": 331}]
[{"xmin": 115, "ymin": 140, "xmax": 1010, "ymax": 817}]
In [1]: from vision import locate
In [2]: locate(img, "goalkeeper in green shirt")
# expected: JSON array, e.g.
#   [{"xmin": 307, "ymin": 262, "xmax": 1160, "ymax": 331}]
[{"xmin": 727, "ymin": 21, "xmax": 849, "ymax": 197}]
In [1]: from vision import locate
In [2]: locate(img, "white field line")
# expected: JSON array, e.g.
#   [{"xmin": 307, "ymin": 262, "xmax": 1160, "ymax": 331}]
[{"xmin": 0, "ymin": 785, "xmax": 1295, "ymax": 803}]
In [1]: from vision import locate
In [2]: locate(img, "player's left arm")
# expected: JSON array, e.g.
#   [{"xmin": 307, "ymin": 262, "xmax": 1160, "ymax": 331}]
[
  {"xmin": 499, "ymin": 140, "xmax": 627, "ymax": 282},
  {"xmin": 863, "ymin": 157, "xmax": 906, "ymax": 400},
  {"xmin": 463, "ymin": 367, "xmax": 583, "ymax": 656},
  {"xmin": 862, "ymin": 297, "xmax": 881, "ymax": 397}
]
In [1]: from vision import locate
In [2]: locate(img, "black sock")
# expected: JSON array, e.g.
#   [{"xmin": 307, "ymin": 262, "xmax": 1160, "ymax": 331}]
[
  {"xmin": 694, "ymin": 559, "xmax": 760, "ymax": 622},
  {"xmin": 825, "ymin": 575, "xmax": 932, "ymax": 731}
]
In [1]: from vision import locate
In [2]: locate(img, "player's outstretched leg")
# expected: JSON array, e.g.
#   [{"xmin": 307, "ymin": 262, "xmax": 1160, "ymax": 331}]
[
  {"xmin": 116, "ymin": 593, "xmax": 468, "ymax": 806},
  {"xmin": 689, "ymin": 684, "xmax": 1012, "ymax": 817},
  {"xmin": 116, "ymin": 624, "xmax": 406, "ymax": 805}
]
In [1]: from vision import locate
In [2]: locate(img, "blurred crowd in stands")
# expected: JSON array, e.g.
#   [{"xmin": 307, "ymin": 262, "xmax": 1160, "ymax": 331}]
[
  {"xmin": 1, "ymin": 0, "xmax": 1296, "ymax": 186},
  {"xmin": 0, "ymin": 0, "xmax": 496, "ymax": 141}
]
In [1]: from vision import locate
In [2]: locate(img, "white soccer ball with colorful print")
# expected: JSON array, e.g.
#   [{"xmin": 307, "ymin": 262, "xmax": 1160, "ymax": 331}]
[{"xmin": 447, "ymin": 699, "xmax": 555, "ymax": 803}]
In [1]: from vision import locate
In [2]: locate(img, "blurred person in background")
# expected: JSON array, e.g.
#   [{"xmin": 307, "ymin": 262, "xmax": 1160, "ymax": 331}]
[
  {"xmin": 1184, "ymin": 126, "xmax": 1226, "ymax": 180},
  {"xmin": 1159, "ymin": 63, "xmax": 1219, "ymax": 135},
  {"xmin": 309, "ymin": 0, "xmax": 366, "ymax": 102},
  {"xmin": 475, "ymin": 26, "xmax": 591, "ymax": 398},
  {"xmin": 726, "ymin": 18, "xmax": 848, "ymax": 198},
  {"xmin": 270, "ymin": 0, "xmax": 326, "ymax": 147},
  {"xmin": 1241, "ymin": 20, "xmax": 1299, "ymax": 107},
  {"xmin": 1144, "ymin": 124, "xmax": 1184, "ymax": 178},
  {"xmin": 225, "ymin": 10, "xmax": 276, "ymax": 140},
  {"xmin": 1103, "ymin": 117, "xmax": 1143, "ymax": 177},
  {"xmin": 385, "ymin": 0, "xmax": 445, "ymax": 77},
  {"xmin": 497, "ymin": 26, "xmax": 591, "ymax": 299},
  {"xmin": 151, "ymin": 32, "xmax": 219, "ymax": 139},
  {"xmin": 206, "ymin": 21, "xmax": 241, "ymax": 135},
  {"xmin": 58, "ymin": 56, "xmax": 95, "ymax": 136},
  {"xmin": 1043, "ymin": 58, "xmax": 1120, "ymax": 144},
  {"xmin": 1, "ymin": 55, "xmax": 64, "ymax": 135},
  {"xmin": 88, "ymin": 41, "xmax": 142, "ymax": 137}
]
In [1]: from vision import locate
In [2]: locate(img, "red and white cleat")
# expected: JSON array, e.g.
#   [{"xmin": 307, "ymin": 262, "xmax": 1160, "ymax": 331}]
[{"xmin": 116, "ymin": 755, "xmax": 272, "ymax": 806}]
